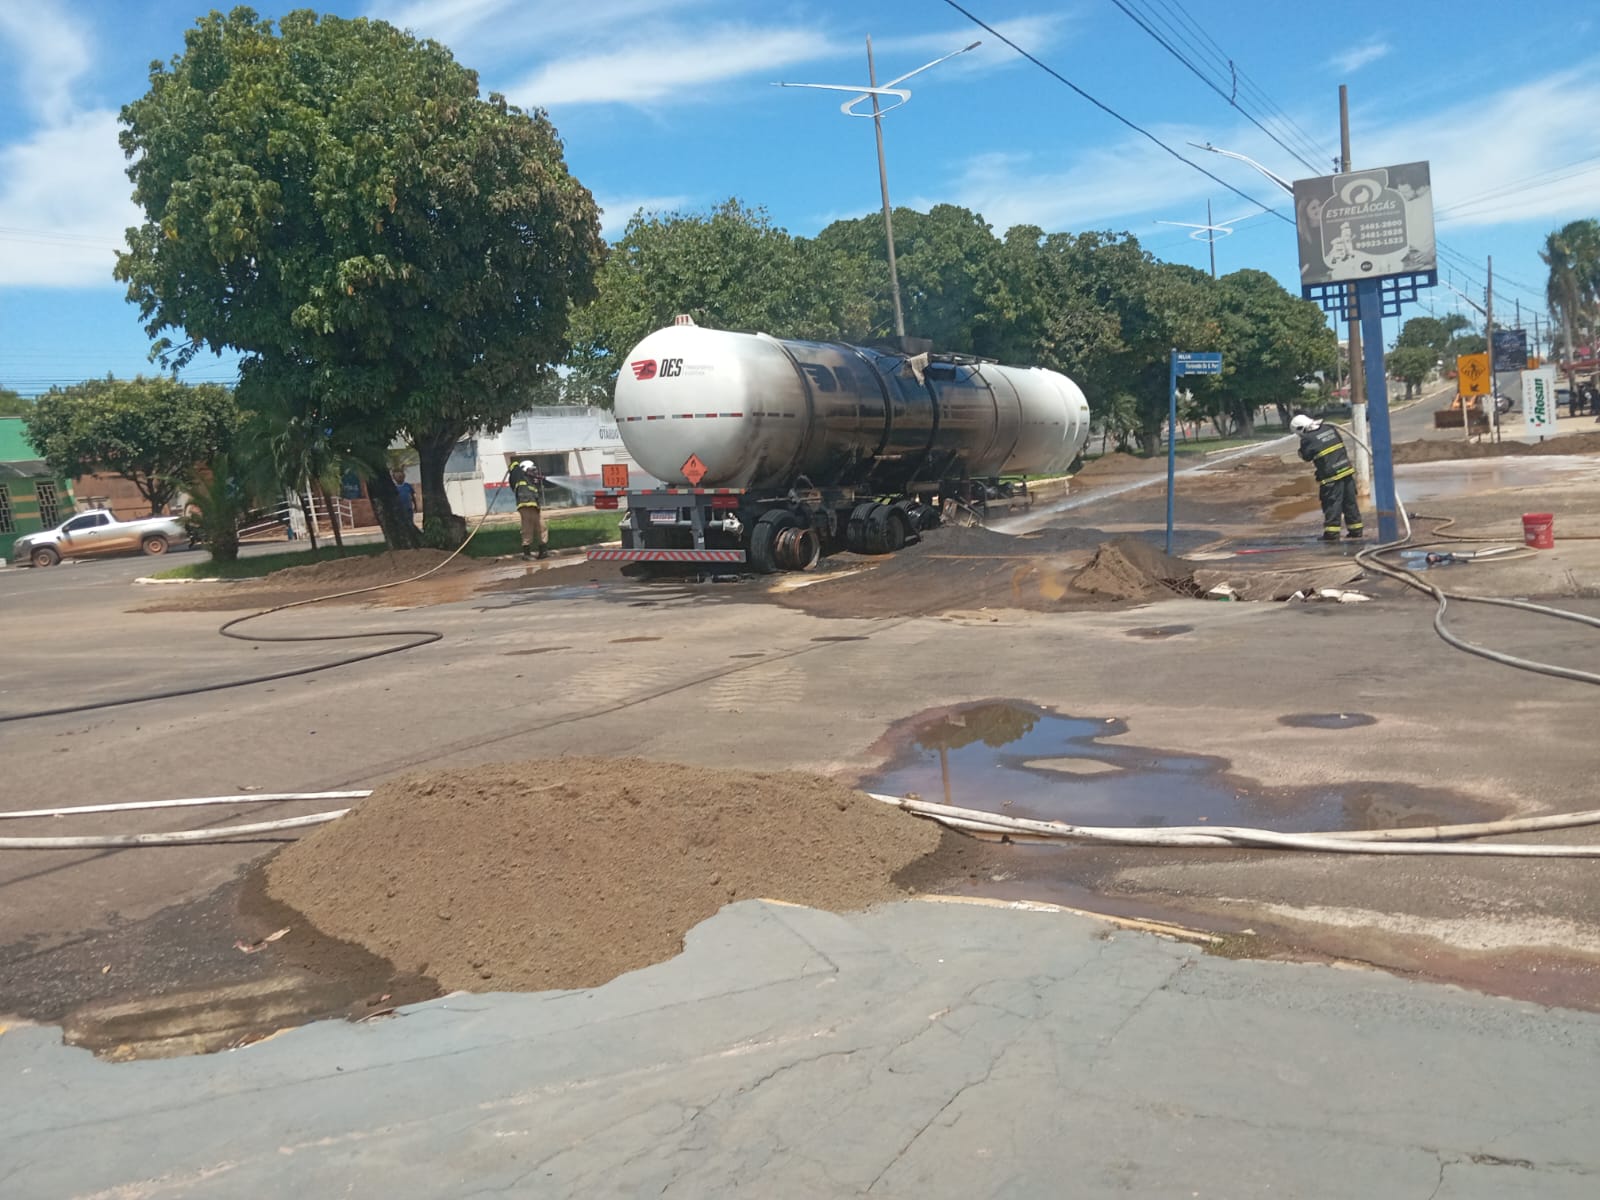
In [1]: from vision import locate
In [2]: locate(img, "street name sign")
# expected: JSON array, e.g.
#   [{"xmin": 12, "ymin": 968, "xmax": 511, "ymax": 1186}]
[{"xmin": 1175, "ymin": 351, "xmax": 1223, "ymax": 375}]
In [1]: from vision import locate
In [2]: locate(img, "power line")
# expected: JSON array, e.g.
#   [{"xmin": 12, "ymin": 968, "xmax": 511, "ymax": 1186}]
[
  {"xmin": 1107, "ymin": 0, "xmax": 1324, "ymax": 174},
  {"xmin": 1435, "ymin": 156, "xmax": 1600, "ymax": 221},
  {"xmin": 1143, "ymin": 0, "xmax": 1336, "ymax": 168},
  {"xmin": 938, "ymin": 1, "xmax": 1293, "ymax": 225}
]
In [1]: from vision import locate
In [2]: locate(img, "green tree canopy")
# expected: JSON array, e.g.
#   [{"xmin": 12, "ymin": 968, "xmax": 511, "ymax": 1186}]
[
  {"xmin": 1394, "ymin": 313, "xmax": 1468, "ymax": 357},
  {"xmin": 1386, "ymin": 346, "xmax": 1436, "ymax": 398},
  {"xmin": 23, "ymin": 376, "xmax": 237, "ymax": 513},
  {"xmin": 1541, "ymin": 218, "xmax": 1600, "ymax": 369},
  {"xmin": 115, "ymin": 8, "xmax": 602, "ymax": 548},
  {"xmin": 564, "ymin": 199, "xmax": 856, "ymax": 404},
  {"xmin": 0, "ymin": 386, "xmax": 32, "ymax": 417},
  {"xmin": 1208, "ymin": 268, "xmax": 1338, "ymax": 433}
]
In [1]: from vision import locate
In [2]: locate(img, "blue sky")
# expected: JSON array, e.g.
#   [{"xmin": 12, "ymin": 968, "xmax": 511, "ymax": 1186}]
[{"xmin": 2, "ymin": 0, "xmax": 1597, "ymax": 398}]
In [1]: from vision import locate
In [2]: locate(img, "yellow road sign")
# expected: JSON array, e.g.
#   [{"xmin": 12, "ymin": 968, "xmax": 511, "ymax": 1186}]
[{"xmin": 1456, "ymin": 353, "xmax": 1490, "ymax": 396}]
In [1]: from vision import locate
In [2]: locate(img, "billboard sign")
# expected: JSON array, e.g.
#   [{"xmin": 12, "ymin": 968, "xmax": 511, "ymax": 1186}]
[
  {"xmin": 1492, "ymin": 329, "xmax": 1529, "ymax": 373},
  {"xmin": 1293, "ymin": 161, "xmax": 1436, "ymax": 287},
  {"xmin": 1522, "ymin": 368, "xmax": 1558, "ymax": 439}
]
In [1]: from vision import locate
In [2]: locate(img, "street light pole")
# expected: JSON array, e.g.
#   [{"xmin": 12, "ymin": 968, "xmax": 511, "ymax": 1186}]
[
  {"xmin": 865, "ymin": 36, "xmax": 906, "ymax": 338},
  {"xmin": 777, "ymin": 39, "xmax": 980, "ymax": 344}
]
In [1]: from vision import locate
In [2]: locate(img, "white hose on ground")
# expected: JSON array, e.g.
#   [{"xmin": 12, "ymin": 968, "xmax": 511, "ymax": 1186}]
[
  {"xmin": 869, "ymin": 795, "xmax": 1600, "ymax": 858},
  {"xmin": 1330, "ymin": 422, "xmax": 1600, "ymax": 688},
  {"xmin": 0, "ymin": 810, "xmax": 350, "ymax": 849},
  {"xmin": 0, "ymin": 792, "xmax": 373, "ymax": 820}
]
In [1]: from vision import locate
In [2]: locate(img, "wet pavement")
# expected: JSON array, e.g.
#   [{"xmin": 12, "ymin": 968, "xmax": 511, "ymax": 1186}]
[
  {"xmin": 7, "ymin": 898, "xmax": 1600, "ymax": 1200},
  {"xmin": 867, "ymin": 700, "xmax": 1487, "ymax": 834}
]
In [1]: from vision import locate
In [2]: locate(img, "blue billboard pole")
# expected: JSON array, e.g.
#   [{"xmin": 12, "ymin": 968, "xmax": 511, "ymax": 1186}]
[{"xmin": 1356, "ymin": 279, "xmax": 1400, "ymax": 542}]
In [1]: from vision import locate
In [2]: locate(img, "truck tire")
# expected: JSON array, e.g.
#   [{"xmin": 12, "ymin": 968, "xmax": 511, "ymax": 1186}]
[
  {"xmin": 141, "ymin": 534, "xmax": 170, "ymax": 556},
  {"xmin": 867, "ymin": 504, "xmax": 909, "ymax": 554},
  {"xmin": 31, "ymin": 546, "xmax": 60, "ymax": 568},
  {"xmin": 749, "ymin": 511, "xmax": 798, "ymax": 575}
]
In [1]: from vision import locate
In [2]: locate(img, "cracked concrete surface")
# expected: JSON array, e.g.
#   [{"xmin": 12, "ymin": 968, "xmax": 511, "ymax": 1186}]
[{"xmin": 3, "ymin": 899, "xmax": 1598, "ymax": 1198}]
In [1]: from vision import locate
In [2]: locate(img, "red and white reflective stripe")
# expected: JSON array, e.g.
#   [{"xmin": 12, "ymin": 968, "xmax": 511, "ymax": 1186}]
[
  {"xmin": 586, "ymin": 548, "xmax": 747, "ymax": 563},
  {"xmin": 617, "ymin": 488, "xmax": 742, "ymax": 496}
]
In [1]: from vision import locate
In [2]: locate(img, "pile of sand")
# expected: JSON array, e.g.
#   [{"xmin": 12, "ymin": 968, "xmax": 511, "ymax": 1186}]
[
  {"xmin": 262, "ymin": 548, "xmax": 474, "ymax": 587},
  {"xmin": 1070, "ymin": 537, "xmax": 1198, "ymax": 601},
  {"xmin": 1392, "ymin": 432, "xmax": 1600, "ymax": 464},
  {"xmin": 261, "ymin": 757, "xmax": 945, "ymax": 993},
  {"xmin": 1071, "ymin": 451, "xmax": 1168, "ymax": 483}
]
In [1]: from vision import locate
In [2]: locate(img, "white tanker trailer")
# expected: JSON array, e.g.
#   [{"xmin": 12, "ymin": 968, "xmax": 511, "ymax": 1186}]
[{"xmin": 587, "ymin": 320, "xmax": 1091, "ymax": 573}]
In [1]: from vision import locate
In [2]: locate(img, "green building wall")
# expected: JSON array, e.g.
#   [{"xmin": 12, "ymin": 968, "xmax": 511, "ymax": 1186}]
[{"xmin": 0, "ymin": 417, "xmax": 75, "ymax": 562}]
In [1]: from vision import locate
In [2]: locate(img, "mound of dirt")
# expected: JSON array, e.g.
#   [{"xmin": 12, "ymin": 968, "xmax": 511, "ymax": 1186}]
[
  {"xmin": 1071, "ymin": 537, "xmax": 1197, "ymax": 601},
  {"xmin": 260, "ymin": 757, "xmax": 945, "ymax": 993},
  {"xmin": 1392, "ymin": 431, "xmax": 1600, "ymax": 464},
  {"xmin": 263, "ymin": 548, "xmax": 473, "ymax": 586},
  {"xmin": 1072, "ymin": 451, "xmax": 1168, "ymax": 483}
]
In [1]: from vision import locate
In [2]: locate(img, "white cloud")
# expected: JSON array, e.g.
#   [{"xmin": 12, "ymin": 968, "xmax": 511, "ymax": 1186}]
[
  {"xmin": 370, "ymin": 0, "xmax": 715, "ymax": 58},
  {"xmin": 0, "ymin": 108, "xmax": 138, "ymax": 288},
  {"xmin": 1329, "ymin": 40, "xmax": 1391, "ymax": 74},
  {"xmin": 593, "ymin": 193, "xmax": 693, "ymax": 240},
  {"xmin": 874, "ymin": 13, "xmax": 1072, "ymax": 77},
  {"xmin": 1364, "ymin": 68, "xmax": 1600, "ymax": 228},
  {"xmin": 506, "ymin": 26, "xmax": 836, "ymax": 107},
  {"xmin": 0, "ymin": 5, "xmax": 93, "ymax": 122},
  {"xmin": 931, "ymin": 125, "xmax": 1292, "ymax": 236}
]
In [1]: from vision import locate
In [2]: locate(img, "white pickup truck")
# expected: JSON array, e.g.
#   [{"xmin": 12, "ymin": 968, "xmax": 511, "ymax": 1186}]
[{"xmin": 11, "ymin": 509, "xmax": 187, "ymax": 567}]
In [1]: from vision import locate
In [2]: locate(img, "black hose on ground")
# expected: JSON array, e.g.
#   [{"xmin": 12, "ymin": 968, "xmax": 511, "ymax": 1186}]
[{"xmin": 0, "ymin": 477, "xmax": 513, "ymax": 724}]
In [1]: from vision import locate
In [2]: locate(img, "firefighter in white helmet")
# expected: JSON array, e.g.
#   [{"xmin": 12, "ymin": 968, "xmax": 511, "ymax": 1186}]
[
  {"xmin": 1290, "ymin": 414, "xmax": 1362, "ymax": 542},
  {"xmin": 509, "ymin": 459, "xmax": 548, "ymax": 560}
]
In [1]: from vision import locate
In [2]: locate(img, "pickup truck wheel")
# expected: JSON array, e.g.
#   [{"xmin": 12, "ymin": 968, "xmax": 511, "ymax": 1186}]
[
  {"xmin": 141, "ymin": 534, "xmax": 170, "ymax": 556},
  {"xmin": 30, "ymin": 546, "xmax": 60, "ymax": 568}
]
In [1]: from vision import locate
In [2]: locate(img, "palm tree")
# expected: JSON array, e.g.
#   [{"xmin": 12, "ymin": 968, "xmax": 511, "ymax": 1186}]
[{"xmin": 1542, "ymin": 219, "xmax": 1600, "ymax": 380}]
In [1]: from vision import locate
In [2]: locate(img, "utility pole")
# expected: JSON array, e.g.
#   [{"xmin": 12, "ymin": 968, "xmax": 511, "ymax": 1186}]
[
  {"xmin": 865, "ymin": 36, "xmax": 906, "ymax": 339},
  {"xmin": 1339, "ymin": 86, "xmax": 1372, "ymax": 501},
  {"xmin": 1534, "ymin": 313, "xmax": 1542, "ymax": 359},
  {"xmin": 1207, "ymin": 199, "xmax": 1217, "ymax": 279},
  {"xmin": 1486, "ymin": 257, "xmax": 1497, "ymax": 444}
]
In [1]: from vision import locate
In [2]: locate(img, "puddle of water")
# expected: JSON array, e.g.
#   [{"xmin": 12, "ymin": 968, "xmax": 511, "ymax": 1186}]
[
  {"xmin": 1277, "ymin": 712, "xmax": 1378, "ymax": 730},
  {"xmin": 1125, "ymin": 625, "xmax": 1192, "ymax": 639},
  {"xmin": 869, "ymin": 700, "xmax": 1481, "ymax": 832}
]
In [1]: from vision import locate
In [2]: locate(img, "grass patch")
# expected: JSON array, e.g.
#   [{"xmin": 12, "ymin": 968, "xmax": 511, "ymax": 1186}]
[
  {"xmin": 462, "ymin": 512, "xmax": 622, "ymax": 559},
  {"xmin": 149, "ymin": 510, "xmax": 623, "ymax": 580}
]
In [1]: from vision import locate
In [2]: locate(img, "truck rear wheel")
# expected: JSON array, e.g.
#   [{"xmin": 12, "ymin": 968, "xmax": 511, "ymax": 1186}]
[
  {"xmin": 141, "ymin": 534, "xmax": 170, "ymax": 556},
  {"xmin": 750, "ymin": 511, "xmax": 820, "ymax": 574},
  {"xmin": 31, "ymin": 546, "xmax": 60, "ymax": 568}
]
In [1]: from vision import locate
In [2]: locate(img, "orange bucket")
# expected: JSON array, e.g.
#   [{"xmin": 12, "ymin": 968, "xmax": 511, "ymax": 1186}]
[{"xmin": 1521, "ymin": 513, "xmax": 1555, "ymax": 550}]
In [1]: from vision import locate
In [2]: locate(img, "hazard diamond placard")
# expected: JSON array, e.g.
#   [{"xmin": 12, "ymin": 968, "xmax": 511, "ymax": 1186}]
[{"xmin": 681, "ymin": 454, "xmax": 707, "ymax": 486}]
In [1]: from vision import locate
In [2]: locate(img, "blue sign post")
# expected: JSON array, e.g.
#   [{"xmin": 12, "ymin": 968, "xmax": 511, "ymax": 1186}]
[{"xmin": 1168, "ymin": 351, "xmax": 1223, "ymax": 554}]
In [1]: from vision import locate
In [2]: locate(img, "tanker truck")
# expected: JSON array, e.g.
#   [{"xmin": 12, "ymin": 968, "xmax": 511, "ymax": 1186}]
[{"xmin": 586, "ymin": 319, "xmax": 1091, "ymax": 573}]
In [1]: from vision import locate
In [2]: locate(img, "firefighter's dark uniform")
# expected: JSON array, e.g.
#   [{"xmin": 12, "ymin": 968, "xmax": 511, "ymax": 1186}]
[
  {"xmin": 1297, "ymin": 422, "xmax": 1363, "ymax": 541},
  {"xmin": 509, "ymin": 464, "xmax": 548, "ymax": 559}
]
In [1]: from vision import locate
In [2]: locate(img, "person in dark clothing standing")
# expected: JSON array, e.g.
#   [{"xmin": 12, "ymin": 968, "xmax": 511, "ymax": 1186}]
[
  {"xmin": 1290, "ymin": 414, "xmax": 1363, "ymax": 541},
  {"xmin": 509, "ymin": 458, "xmax": 548, "ymax": 560}
]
